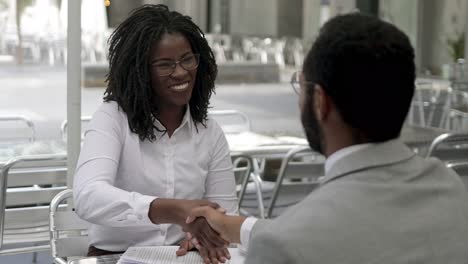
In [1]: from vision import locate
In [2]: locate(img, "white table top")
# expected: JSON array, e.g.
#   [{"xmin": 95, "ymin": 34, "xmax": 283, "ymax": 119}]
[
  {"xmin": 69, "ymin": 246, "xmax": 245, "ymax": 264},
  {"xmin": 0, "ymin": 126, "xmax": 448, "ymax": 165}
]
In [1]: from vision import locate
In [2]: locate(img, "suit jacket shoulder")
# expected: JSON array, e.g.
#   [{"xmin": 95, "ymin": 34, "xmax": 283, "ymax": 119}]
[
  {"xmin": 246, "ymin": 140, "xmax": 468, "ymax": 264},
  {"xmin": 246, "ymin": 225, "xmax": 294, "ymax": 264}
]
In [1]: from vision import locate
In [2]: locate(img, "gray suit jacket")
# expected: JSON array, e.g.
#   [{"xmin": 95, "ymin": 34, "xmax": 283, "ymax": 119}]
[{"xmin": 246, "ymin": 140, "xmax": 468, "ymax": 264}]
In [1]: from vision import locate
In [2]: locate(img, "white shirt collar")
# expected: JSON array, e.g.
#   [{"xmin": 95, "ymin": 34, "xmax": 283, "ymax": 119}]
[
  {"xmin": 153, "ymin": 105, "xmax": 192, "ymax": 134},
  {"xmin": 324, "ymin": 143, "xmax": 375, "ymax": 175}
]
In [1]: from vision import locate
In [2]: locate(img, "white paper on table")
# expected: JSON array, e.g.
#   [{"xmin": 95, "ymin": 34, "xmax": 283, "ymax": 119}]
[
  {"xmin": 117, "ymin": 246, "xmax": 245, "ymax": 264},
  {"xmin": 225, "ymin": 132, "xmax": 282, "ymax": 149},
  {"xmin": 275, "ymin": 136, "xmax": 308, "ymax": 145}
]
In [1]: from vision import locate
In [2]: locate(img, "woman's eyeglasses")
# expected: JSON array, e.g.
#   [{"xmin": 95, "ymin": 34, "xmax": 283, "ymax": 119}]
[{"xmin": 151, "ymin": 54, "xmax": 200, "ymax": 77}]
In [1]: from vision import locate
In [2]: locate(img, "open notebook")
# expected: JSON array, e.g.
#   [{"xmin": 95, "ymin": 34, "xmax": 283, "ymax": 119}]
[{"xmin": 117, "ymin": 246, "xmax": 245, "ymax": 264}]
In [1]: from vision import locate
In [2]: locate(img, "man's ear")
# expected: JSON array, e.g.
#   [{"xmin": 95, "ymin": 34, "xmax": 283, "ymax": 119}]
[{"xmin": 313, "ymin": 84, "xmax": 330, "ymax": 121}]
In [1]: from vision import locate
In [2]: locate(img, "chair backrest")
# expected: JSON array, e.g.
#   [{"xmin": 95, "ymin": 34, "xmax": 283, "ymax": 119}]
[
  {"xmin": 0, "ymin": 154, "xmax": 67, "ymax": 255},
  {"xmin": 452, "ymin": 80, "xmax": 468, "ymax": 92},
  {"xmin": 0, "ymin": 115, "xmax": 36, "ymax": 145},
  {"xmin": 426, "ymin": 133, "xmax": 468, "ymax": 163},
  {"xmin": 231, "ymin": 145, "xmax": 311, "ymax": 219},
  {"xmin": 49, "ymin": 189, "xmax": 89, "ymax": 262},
  {"xmin": 267, "ymin": 146, "xmax": 324, "ymax": 218},
  {"xmin": 231, "ymin": 154, "xmax": 253, "ymax": 209},
  {"xmin": 60, "ymin": 116, "xmax": 92, "ymax": 142},
  {"xmin": 208, "ymin": 110, "xmax": 251, "ymax": 134},
  {"xmin": 443, "ymin": 90, "xmax": 468, "ymax": 131},
  {"xmin": 448, "ymin": 109, "xmax": 468, "ymax": 132},
  {"xmin": 447, "ymin": 161, "xmax": 468, "ymax": 190}
]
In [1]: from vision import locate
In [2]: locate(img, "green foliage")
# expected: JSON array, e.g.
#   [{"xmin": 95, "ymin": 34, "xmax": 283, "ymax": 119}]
[{"xmin": 446, "ymin": 32, "xmax": 465, "ymax": 62}]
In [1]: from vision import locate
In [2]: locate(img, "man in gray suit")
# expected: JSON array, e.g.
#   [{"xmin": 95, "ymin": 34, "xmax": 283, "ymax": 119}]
[{"xmin": 187, "ymin": 13, "xmax": 468, "ymax": 263}]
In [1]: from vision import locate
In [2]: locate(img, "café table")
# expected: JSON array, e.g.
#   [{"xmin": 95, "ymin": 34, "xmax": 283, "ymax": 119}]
[
  {"xmin": 227, "ymin": 125, "xmax": 448, "ymax": 155},
  {"xmin": 69, "ymin": 254, "xmax": 122, "ymax": 264},
  {"xmin": 226, "ymin": 131, "xmax": 310, "ymax": 218},
  {"xmin": 399, "ymin": 124, "xmax": 449, "ymax": 155},
  {"xmin": 0, "ymin": 125, "xmax": 447, "ymax": 169},
  {"xmin": 225, "ymin": 126, "xmax": 450, "ymax": 218},
  {"xmin": 68, "ymin": 246, "xmax": 245, "ymax": 264},
  {"xmin": 0, "ymin": 140, "xmax": 66, "ymax": 167}
]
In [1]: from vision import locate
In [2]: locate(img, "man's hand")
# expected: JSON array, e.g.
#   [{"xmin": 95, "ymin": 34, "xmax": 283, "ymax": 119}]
[
  {"xmin": 177, "ymin": 200, "xmax": 225, "ymax": 224},
  {"xmin": 186, "ymin": 206, "xmax": 246, "ymax": 244},
  {"xmin": 176, "ymin": 237, "xmax": 231, "ymax": 264}
]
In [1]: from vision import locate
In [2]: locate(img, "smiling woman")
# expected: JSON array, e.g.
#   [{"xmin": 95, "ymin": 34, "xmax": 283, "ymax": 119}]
[
  {"xmin": 72, "ymin": 4, "xmax": 237, "ymax": 264},
  {"xmin": 149, "ymin": 33, "xmax": 199, "ymax": 128}
]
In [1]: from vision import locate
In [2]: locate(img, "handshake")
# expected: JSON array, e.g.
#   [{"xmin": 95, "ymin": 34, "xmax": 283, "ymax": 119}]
[{"xmin": 149, "ymin": 199, "xmax": 246, "ymax": 264}]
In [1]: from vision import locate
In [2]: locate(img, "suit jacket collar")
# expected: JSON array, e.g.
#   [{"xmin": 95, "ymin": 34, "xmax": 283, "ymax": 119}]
[{"xmin": 321, "ymin": 139, "xmax": 416, "ymax": 185}]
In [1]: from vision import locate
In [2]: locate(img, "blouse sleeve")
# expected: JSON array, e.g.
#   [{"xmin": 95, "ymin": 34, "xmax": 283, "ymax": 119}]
[
  {"xmin": 203, "ymin": 120, "xmax": 239, "ymax": 215},
  {"xmin": 73, "ymin": 103, "xmax": 157, "ymax": 227}
]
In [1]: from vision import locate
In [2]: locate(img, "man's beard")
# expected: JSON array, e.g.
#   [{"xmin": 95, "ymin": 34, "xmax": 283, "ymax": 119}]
[{"xmin": 300, "ymin": 98, "xmax": 324, "ymax": 155}]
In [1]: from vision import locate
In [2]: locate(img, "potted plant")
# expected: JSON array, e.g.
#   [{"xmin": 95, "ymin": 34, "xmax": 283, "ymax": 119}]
[
  {"xmin": 442, "ymin": 32, "xmax": 465, "ymax": 80},
  {"xmin": 446, "ymin": 32, "xmax": 465, "ymax": 63}
]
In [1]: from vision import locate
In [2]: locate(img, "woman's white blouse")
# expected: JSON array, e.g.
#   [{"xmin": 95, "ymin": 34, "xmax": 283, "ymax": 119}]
[{"xmin": 73, "ymin": 101, "xmax": 238, "ymax": 251}]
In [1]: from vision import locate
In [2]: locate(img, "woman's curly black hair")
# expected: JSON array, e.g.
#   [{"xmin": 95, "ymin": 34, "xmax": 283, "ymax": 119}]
[{"xmin": 104, "ymin": 4, "xmax": 217, "ymax": 141}]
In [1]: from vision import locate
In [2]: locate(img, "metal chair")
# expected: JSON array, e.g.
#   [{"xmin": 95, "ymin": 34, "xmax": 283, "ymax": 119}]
[
  {"xmin": 266, "ymin": 146, "xmax": 324, "ymax": 218},
  {"xmin": 0, "ymin": 154, "xmax": 67, "ymax": 255},
  {"xmin": 230, "ymin": 145, "xmax": 304, "ymax": 219},
  {"xmin": 409, "ymin": 82, "xmax": 452, "ymax": 129},
  {"xmin": 448, "ymin": 109, "xmax": 468, "ymax": 132},
  {"xmin": 447, "ymin": 161, "xmax": 468, "ymax": 190},
  {"xmin": 0, "ymin": 116, "xmax": 36, "ymax": 145},
  {"xmin": 426, "ymin": 133, "xmax": 468, "ymax": 163},
  {"xmin": 231, "ymin": 153, "xmax": 278, "ymax": 219},
  {"xmin": 445, "ymin": 90, "xmax": 468, "ymax": 131},
  {"xmin": 231, "ymin": 154, "xmax": 252, "ymax": 208},
  {"xmin": 49, "ymin": 189, "xmax": 89, "ymax": 264},
  {"xmin": 60, "ymin": 116, "xmax": 92, "ymax": 142},
  {"xmin": 452, "ymin": 80, "xmax": 468, "ymax": 93}
]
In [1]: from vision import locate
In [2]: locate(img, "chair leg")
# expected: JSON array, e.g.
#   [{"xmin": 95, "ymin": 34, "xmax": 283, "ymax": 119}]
[
  {"xmin": 32, "ymin": 252, "xmax": 37, "ymax": 263},
  {"xmin": 249, "ymin": 172, "xmax": 265, "ymax": 219}
]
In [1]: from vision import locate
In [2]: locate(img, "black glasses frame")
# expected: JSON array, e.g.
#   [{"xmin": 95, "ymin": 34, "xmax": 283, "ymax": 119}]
[{"xmin": 151, "ymin": 54, "xmax": 200, "ymax": 77}]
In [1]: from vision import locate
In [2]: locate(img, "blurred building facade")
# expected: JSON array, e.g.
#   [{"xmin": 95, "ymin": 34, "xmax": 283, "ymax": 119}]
[
  {"xmin": 104, "ymin": 0, "xmax": 467, "ymax": 75},
  {"xmin": 0, "ymin": 0, "xmax": 466, "ymax": 75}
]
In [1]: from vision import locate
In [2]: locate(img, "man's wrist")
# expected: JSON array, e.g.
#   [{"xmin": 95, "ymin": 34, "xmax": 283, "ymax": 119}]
[{"xmin": 225, "ymin": 215, "xmax": 247, "ymax": 243}]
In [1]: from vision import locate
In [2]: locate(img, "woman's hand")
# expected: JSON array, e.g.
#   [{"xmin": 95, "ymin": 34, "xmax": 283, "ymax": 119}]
[
  {"xmin": 148, "ymin": 198, "xmax": 220, "ymax": 226},
  {"xmin": 148, "ymin": 198, "xmax": 227, "ymax": 246},
  {"xmin": 176, "ymin": 237, "xmax": 196, "ymax": 256},
  {"xmin": 182, "ymin": 216, "xmax": 228, "ymax": 249},
  {"xmin": 148, "ymin": 198, "xmax": 230, "ymax": 261},
  {"xmin": 176, "ymin": 237, "xmax": 230, "ymax": 264}
]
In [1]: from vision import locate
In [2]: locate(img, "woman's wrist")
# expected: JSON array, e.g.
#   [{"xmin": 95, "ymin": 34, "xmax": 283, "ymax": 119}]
[{"xmin": 148, "ymin": 198, "xmax": 187, "ymax": 225}]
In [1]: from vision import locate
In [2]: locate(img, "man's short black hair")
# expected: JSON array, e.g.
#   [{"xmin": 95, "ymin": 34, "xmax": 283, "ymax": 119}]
[{"xmin": 303, "ymin": 13, "xmax": 415, "ymax": 142}]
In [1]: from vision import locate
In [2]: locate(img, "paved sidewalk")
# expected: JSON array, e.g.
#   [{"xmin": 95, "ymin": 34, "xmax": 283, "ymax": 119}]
[{"xmin": 0, "ymin": 65, "xmax": 304, "ymax": 141}]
